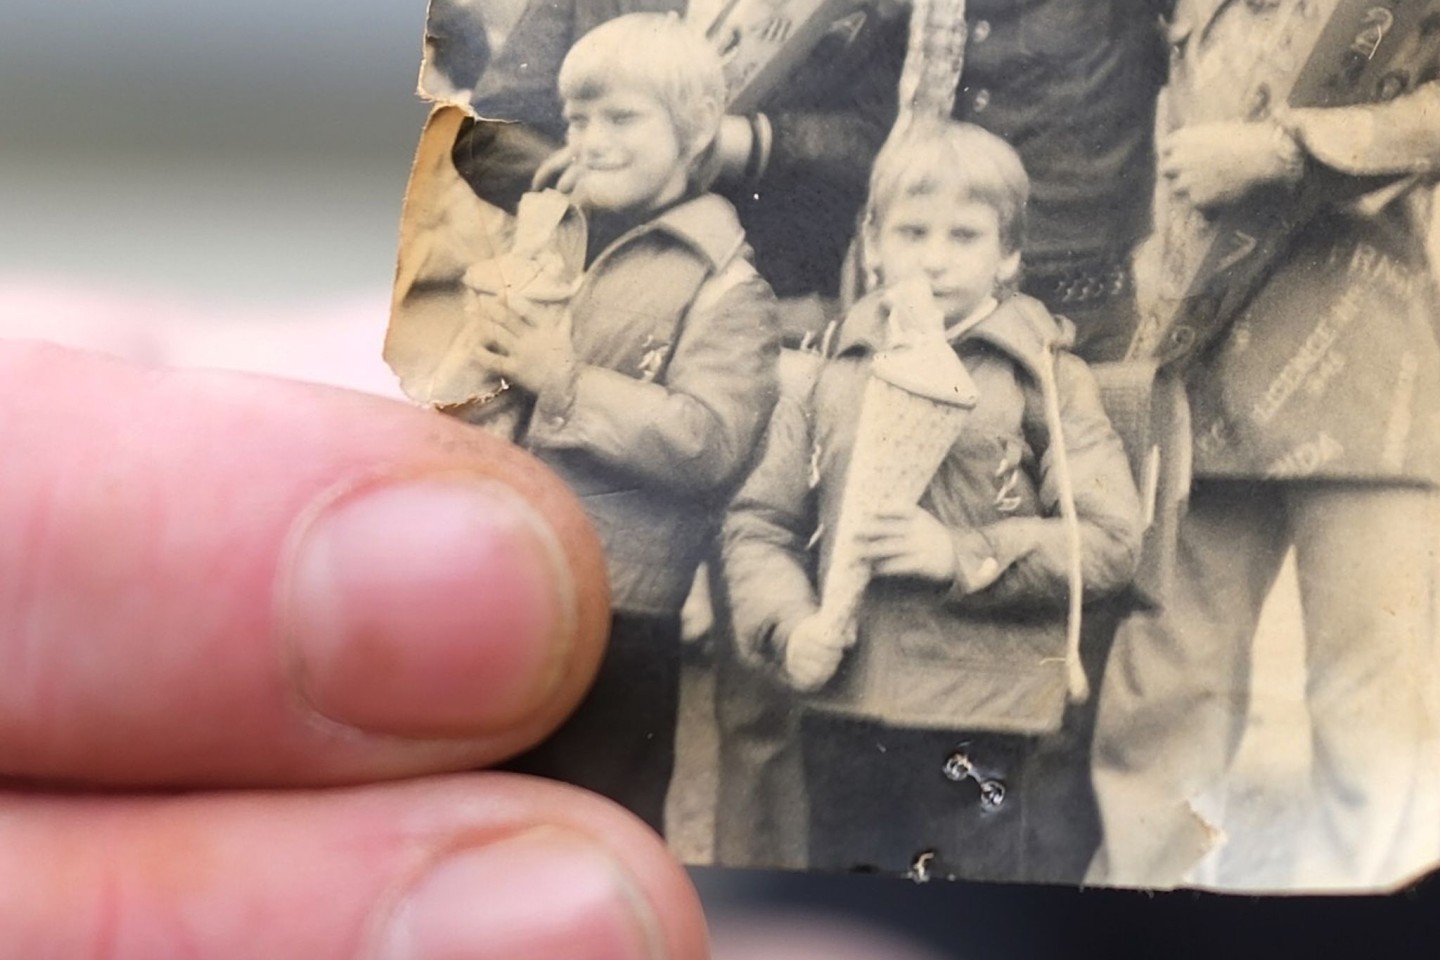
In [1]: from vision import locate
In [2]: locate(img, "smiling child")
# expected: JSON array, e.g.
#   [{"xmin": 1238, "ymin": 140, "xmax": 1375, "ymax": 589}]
[{"xmin": 474, "ymin": 13, "xmax": 781, "ymax": 832}]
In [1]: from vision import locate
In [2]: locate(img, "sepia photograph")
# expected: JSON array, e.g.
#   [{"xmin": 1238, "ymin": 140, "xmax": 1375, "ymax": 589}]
[{"xmin": 386, "ymin": 0, "xmax": 1440, "ymax": 893}]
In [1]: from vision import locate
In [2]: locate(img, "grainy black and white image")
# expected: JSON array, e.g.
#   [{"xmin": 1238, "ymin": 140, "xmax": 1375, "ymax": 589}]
[{"xmin": 386, "ymin": 0, "xmax": 1440, "ymax": 892}]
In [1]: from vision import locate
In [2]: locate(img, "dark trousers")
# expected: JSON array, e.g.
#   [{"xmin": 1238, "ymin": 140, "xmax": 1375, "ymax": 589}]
[
  {"xmin": 1025, "ymin": 265, "xmax": 1140, "ymax": 364},
  {"xmin": 713, "ymin": 651, "xmax": 809, "ymax": 869},
  {"xmin": 503, "ymin": 613, "xmax": 681, "ymax": 834},
  {"xmin": 1020, "ymin": 604, "xmax": 1123, "ymax": 884},
  {"xmin": 801, "ymin": 611, "xmax": 1121, "ymax": 883},
  {"xmin": 802, "ymin": 711, "xmax": 1037, "ymax": 882}
]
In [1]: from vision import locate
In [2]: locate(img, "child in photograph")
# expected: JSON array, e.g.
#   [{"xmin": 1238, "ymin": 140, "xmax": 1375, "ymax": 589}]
[
  {"xmin": 722, "ymin": 121, "xmax": 1142, "ymax": 879},
  {"xmin": 469, "ymin": 12, "xmax": 780, "ymax": 833}
]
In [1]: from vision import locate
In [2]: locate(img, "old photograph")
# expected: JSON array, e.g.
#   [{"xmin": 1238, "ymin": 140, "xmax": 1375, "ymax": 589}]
[{"xmin": 385, "ymin": 0, "xmax": 1440, "ymax": 892}]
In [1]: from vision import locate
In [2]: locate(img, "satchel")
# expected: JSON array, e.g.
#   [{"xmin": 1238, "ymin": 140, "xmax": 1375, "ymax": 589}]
[{"xmin": 1090, "ymin": 359, "xmax": 1191, "ymax": 610}]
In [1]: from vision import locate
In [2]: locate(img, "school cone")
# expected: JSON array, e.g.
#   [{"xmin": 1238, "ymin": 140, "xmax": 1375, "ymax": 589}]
[
  {"xmin": 814, "ymin": 281, "xmax": 978, "ymax": 648},
  {"xmin": 389, "ymin": 189, "xmax": 584, "ymax": 438}
]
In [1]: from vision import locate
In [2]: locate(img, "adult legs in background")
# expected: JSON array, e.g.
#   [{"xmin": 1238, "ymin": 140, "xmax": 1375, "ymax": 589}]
[
  {"xmin": 1090, "ymin": 480, "xmax": 1289, "ymax": 886},
  {"xmin": 1021, "ymin": 604, "xmax": 1124, "ymax": 884},
  {"xmin": 1287, "ymin": 483, "xmax": 1440, "ymax": 888}
]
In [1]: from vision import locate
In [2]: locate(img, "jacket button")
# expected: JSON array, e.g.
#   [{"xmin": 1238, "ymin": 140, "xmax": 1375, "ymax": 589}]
[
  {"xmin": 972, "ymin": 19, "xmax": 991, "ymax": 42},
  {"xmin": 973, "ymin": 88, "xmax": 991, "ymax": 112}
]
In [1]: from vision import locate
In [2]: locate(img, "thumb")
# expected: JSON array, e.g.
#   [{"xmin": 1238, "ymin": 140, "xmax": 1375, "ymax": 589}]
[
  {"xmin": 1, "ymin": 775, "xmax": 705, "ymax": 960},
  {"xmin": 0, "ymin": 341, "xmax": 609, "ymax": 786}
]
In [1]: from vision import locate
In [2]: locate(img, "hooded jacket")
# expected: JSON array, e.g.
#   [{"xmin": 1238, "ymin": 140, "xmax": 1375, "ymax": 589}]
[
  {"xmin": 519, "ymin": 192, "xmax": 780, "ymax": 617},
  {"xmin": 722, "ymin": 292, "xmax": 1142, "ymax": 734}
]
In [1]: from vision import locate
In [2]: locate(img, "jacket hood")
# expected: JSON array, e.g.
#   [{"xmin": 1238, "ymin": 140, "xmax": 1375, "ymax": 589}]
[
  {"xmin": 833, "ymin": 290, "xmax": 1075, "ymax": 380},
  {"xmin": 590, "ymin": 192, "xmax": 748, "ymax": 273}
]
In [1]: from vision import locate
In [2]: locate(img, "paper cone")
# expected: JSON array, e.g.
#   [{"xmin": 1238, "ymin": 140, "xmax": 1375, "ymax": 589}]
[
  {"xmin": 815, "ymin": 288, "xmax": 979, "ymax": 646},
  {"xmin": 386, "ymin": 190, "xmax": 583, "ymax": 437}
]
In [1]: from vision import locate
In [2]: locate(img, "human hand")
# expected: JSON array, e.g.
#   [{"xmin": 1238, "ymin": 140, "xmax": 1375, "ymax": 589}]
[
  {"xmin": 856, "ymin": 506, "xmax": 958, "ymax": 583},
  {"xmin": 783, "ymin": 613, "xmax": 850, "ymax": 692},
  {"xmin": 475, "ymin": 296, "xmax": 577, "ymax": 398},
  {"xmin": 1160, "ymin": 121, "xmax": 1304, "ymax": 210},
  {"xmin": 0, "ymin": 335, "xmax": 706, "ymax": 960},
  {"xmin": 531, "ymin": 143, "xmax": 584, "ymax": 196},
  {"xmin": 533, "ymin": 144, "xmax": 609, "ymax": 210}
]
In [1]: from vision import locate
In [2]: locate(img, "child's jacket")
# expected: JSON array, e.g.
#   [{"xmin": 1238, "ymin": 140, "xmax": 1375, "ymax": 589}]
[
  {"xmin": 520, "ymin": 193, "xmax": 780, "ymax": 618},
  {"xmin": 722, "ymin": 292, "xmax": 1142, "ymax": 734}
]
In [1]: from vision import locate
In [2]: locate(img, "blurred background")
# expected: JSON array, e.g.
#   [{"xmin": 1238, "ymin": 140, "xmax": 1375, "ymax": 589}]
[
  {"xmin": 3, "ymin": 1, "xmax": 1438, "ymax": 956},
  {"xmin": 3, "ymin": 0, "xmax": 435, "ymax": 303}
]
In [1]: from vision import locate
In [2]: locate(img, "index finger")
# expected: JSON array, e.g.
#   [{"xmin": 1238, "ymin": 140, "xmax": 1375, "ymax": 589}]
[
  {"xmin": 869, "ymin": 507, "xmax": 919, "ymax": 522},
  {"xmin": 0, "ymin": 341, "xmax": 609, "ymax": 787},
  {"xmin": 854, "ymin": 516, "xmax": 909, "ymax": 540},
  {"xmin": 531, "ymin": 146, "xmax": 578, "ymax": 192}
]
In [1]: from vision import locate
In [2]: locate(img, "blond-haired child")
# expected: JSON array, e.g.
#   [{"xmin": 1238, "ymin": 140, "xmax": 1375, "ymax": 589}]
[
  {"xmin": 723, "ymin": 121, "xmax": 1141, "ymax": 877},
  {"xmin": 478, "ymin": 13, "xmax": 780, "ymax": 832}
]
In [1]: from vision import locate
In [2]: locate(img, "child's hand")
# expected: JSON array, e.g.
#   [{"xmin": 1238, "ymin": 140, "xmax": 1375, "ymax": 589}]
[
  {"xmin": 475, "ymin": 298, "xmax": 576, "ymax": 398},
  {"xmin": 783, "ymin": 613, "xmax": 850, "ymax": 692},
  {"xmin": 856, "ymin": 506, "xmax": 958, "ymax": 583},
  {"xmin": 531, "ymin": 145, "xmax": 584, "ymax": 196},
  {"xmin": 1160, "ymin": 121, "xmax": 1304, "ymax": 210},
  {"xmin": 531, "ymin": 145, "xmax": 604, "ymax": 209}
]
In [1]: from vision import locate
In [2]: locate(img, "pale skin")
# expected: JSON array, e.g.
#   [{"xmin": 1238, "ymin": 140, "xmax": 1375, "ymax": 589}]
[
  {"xmin": 0, "ymin": 323, "xmax": 712, "ymax": 960},
  {"xmin": 1160, "ymin": 120, "xmax": 1304, "ymax": 209},
  {"xmin": 783, "ymin": 191, "xmax": 1019, "ymax": 692},
  {"xmin": 534, "ymin": 113, "xmax": 751, "ymax": 199},
  {"xmin": 783, "ymin": 506, "xmax": 958, "ymax": 692},
  {"xmin": 478, "ymin": 293, "xmax": 577, "ymax": 399}
]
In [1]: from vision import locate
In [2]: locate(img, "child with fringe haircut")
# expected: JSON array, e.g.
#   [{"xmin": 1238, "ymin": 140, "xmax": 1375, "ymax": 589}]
[
  {"xmin": 479, "ymin": 13, "xmax": 780, "ymax": 832},
  {"xmin": 722, "ymin": 120, "xmax": 1141, "ymax": 879}
]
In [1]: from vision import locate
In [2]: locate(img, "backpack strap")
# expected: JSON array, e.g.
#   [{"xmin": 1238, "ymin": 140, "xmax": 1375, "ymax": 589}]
[{"xmin": 642, "ymin": 236, "xmax": 755, "ymax": 384}]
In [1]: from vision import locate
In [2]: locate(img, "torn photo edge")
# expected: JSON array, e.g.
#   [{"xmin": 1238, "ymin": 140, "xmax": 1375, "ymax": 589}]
[{"xmin": 383, "ymin": 0, "xmax": 1440, "ymax": 903}]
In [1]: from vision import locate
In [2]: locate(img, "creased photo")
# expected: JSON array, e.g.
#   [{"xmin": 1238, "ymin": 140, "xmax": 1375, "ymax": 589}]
[{"xmin": 386, "ymin": 0, "xmax": 1440, "ymax": 892}]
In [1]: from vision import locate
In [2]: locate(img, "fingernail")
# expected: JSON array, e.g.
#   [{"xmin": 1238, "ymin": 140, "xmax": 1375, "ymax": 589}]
[
  {"xmin": 284, "ymin": 478, "xmax": 574, "ymax": 736},
  {"xmin": 378, "ymin": 830, "xmax": 664, "ymax": 960}
]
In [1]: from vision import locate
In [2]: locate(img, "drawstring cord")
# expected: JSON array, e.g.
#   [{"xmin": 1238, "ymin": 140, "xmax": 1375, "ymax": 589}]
[{"xmin": 1037, "ymin": 339, "xmax": 1089, "ymax": 703}]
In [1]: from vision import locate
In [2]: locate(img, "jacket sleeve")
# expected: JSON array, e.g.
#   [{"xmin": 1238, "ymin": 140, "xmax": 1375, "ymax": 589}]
[
  {"xmin": 526, "ymin": 261, "xmax": 781, "ymax": 499},
  {"xmin": 720, "ymin": 384, "xmax": 822, "ymax": 668},
  {"xmin": 951, "ymin": 352, "xmax": 1145, "ymax": 609},
  {"xmin": 1283, "ymin": 81, "xmax": 1440, "ymax": 179}
]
